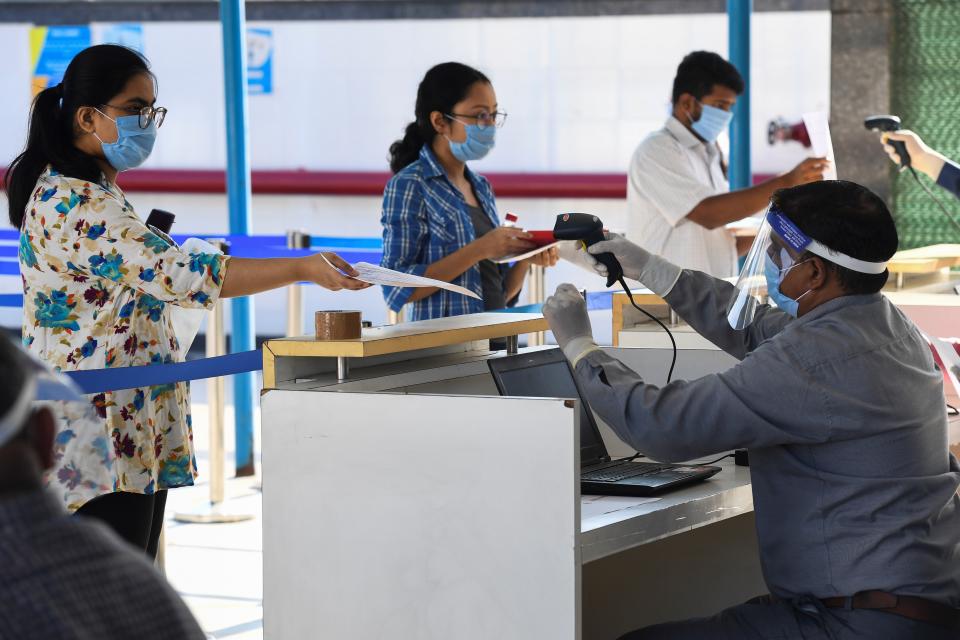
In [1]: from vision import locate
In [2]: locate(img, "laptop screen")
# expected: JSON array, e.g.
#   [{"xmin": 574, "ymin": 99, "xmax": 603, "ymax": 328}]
[{"xmin": 488, "ymin": 350, "xmax": 608, "ymax": 466}]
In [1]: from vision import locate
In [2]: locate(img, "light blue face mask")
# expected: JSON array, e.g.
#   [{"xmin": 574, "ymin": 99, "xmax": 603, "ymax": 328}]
[
  {"xmin": 690, "ymin": 101, "xmax": 733, "ymax": 144},
  {"xmin": 764, "ymin": 252, "xmax": 811, "ymax": 317},
  {"xmin": 94, "ymin": 108, "xmax": 157, "ymax": 172},
  {"xmin": 446, "ymin": 120, "xmax": 496, "ymax": 163}
]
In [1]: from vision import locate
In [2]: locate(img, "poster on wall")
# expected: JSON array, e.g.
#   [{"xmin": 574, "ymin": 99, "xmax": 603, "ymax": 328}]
[
  {"xmin": 247, "ymin": 27, "xmax": 273, "ymax": 95},
  {"xmin": 97, "ymin": 23, "xmax": 145, "ymax": 52},
  {"xmin": 29, "ymin": 25, "xmax": 91, "ymax": 95}
]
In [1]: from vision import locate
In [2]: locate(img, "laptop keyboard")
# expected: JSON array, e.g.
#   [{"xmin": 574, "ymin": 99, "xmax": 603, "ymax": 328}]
[{"xmin": 581, "ymin": 461, "xmax": 668, "ymax": 482}]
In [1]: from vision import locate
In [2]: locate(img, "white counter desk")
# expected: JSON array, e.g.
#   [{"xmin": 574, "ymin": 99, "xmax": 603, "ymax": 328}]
[{"xmin": 260, "ymin": 314, "xmax": 762, "ymax": 639}]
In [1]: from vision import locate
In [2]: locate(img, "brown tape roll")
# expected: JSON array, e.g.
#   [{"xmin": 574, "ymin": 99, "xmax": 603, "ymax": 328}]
[{"xmin": 315, "ymin": 310, "xmax": 362, "ymax": 340}]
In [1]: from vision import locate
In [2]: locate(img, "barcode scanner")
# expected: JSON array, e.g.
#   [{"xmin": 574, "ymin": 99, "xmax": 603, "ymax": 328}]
[
  {"xmin": 552, "ymin": 213, "xmax": 624, "ymax": 288},
  {"xmin": 551, "ymin": 212, "xmax": 678, "ymax": 383},
  {"xmin": 865, "ymin": 115, "xmax": 960, "ymax": 235},
  {"xmin": 864, "ymin": 115, "xmax": 911, "ymax": 169}
]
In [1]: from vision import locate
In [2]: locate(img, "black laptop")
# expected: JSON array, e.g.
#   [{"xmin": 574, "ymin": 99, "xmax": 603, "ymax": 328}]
[{"xmin": 488, "ymin": 349, "xmax": 720, "ymax": 496}]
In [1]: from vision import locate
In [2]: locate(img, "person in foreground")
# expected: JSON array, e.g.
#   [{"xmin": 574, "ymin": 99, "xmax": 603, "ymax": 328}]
[
  {"xmin": 543, "ymin": 180, "xmax": 960, "ymax": 639},
  {"xmin": 0, "ymin": 332, "xmax": 205, "ymax": 639}
]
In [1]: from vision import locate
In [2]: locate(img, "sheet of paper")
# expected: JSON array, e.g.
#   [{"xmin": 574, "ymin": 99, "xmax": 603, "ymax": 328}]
[
  {"xmin": 580, "ymin": 495, "xmax": 662, "ymax": 528},
  {"xmin": 492, "ymin": 241, "xmax": 561, "ymax": 264},
  {"xmin": 928, "ymin": 335, "xmax": 960, "ymax": 397},
  {"xmin": 802, "ymin": 111, "xmax": 838, "ymax": 180},
  {"xmin": 319, "ymin": 254, "xmax": 481, "ymax": 300}
]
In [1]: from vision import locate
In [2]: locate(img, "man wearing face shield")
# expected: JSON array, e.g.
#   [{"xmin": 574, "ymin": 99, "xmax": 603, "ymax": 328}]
[
  {"xmin": 0, "ymin": 332, "xmax": 205, "ymax": 639},
  {"xmin": 627, "ymin": 51, "xmax": 829, "ymax": 277},
  {"xmin": 544, "ymin": 180, "xmax": 960, "ymax": 639}
]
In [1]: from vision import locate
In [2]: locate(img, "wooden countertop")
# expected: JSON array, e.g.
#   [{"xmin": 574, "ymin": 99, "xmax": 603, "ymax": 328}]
[{"xmin": 264, "ymin": 312, "xmax": 547, "ymax": 359}]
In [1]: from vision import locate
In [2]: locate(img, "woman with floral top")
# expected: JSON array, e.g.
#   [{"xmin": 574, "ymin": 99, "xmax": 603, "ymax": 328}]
[{"xmin": 4, "ymin": 44, "xmax": 370, "ymax": 558}]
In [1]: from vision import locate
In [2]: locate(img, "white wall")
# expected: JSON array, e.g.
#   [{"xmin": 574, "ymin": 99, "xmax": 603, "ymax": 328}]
[{"xmin": 0, "ymin": 12, "xmax": 831, "ymax": 334}]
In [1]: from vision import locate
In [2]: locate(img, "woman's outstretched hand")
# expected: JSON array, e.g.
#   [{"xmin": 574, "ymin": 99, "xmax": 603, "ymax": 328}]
[{"xmin": 301, "ymin": 252, "xmax": 373, "ymax": 291}]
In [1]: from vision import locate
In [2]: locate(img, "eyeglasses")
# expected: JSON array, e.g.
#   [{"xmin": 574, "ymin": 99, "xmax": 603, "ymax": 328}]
[
  {"xmin": 446, "ymin": 110, "xmax": 508, "ymax": 130},
  {"xmin": 102, "ymin": 103, "xmax": 167, "ymax": 129}
]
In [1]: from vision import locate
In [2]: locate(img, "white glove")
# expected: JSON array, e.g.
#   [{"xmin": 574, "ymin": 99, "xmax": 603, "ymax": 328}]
[
  {"xmin": 581, "ymin": 233, "xmax": 682, "ymax": 297},
  {"xmin": 543, "ymin": 283, "xmax": 599, "ymax": 366},
  {"xmin": 882, "ymin": 130, "xmax": 946, "ymax": 181}
]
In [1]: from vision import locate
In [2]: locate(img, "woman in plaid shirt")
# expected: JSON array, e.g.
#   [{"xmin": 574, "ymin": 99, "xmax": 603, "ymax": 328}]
[{"xmin": 381, "ymin": 62, "xmax": 558, "ymax": 321}]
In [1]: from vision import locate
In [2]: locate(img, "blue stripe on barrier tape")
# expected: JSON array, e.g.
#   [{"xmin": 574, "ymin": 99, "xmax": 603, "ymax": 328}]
[
  {"xmin": 64, "ymin": 349, "xmax": 263, "ymax": 395},
  {"xmin": 496, "ymin": 292, "xmax": 613, "ymax": 314},
  {"xmin": 0, "ymin": 293, "xmax": 23, "ymax": 307},
  {"xmin": 586, "ymin": 291, "xmax": 614, "ymax": 311},
  {"xmin": 497, "ymin": 303, "xmax": 542, "ymax": 314}
]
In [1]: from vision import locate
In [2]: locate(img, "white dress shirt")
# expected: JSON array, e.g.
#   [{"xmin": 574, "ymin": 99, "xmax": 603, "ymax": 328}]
[{"xmin": 626, "ymin": 116, "xmax": 738, "ymax": 277}]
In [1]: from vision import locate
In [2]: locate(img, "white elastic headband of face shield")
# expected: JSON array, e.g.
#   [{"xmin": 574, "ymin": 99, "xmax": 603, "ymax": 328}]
[
  {"xmin": 0, "ymin": 376, "xmax": 37, "ymax": 449},
  {"xmin": 766, "ymin": 207, "xmax": 888, "ymax": 275},
  {"xmin": 0, "ymin": 357, "xmax": 85, "ymax": 448}
]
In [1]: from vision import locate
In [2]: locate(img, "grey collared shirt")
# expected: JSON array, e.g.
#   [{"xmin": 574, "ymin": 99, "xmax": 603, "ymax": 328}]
[{"xmin": 575, "ymin": 270, "xmax": 960, "ymax": 606}]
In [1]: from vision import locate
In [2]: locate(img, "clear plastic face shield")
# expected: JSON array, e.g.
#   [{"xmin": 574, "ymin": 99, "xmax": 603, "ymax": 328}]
[{"xmin": 725, "ymin": 204, "xmax": 889, "ymax": 330}]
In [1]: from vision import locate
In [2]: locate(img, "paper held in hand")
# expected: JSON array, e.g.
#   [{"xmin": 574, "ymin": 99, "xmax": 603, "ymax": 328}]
[
  {"xmin": 802, "ymin": 111, "xmax": 839, "ymax": 181},
  {"xmin": 492, "ymin": 241, "xmax": 561, "ymax": 264},
  {"xmin": 319, "ymin": 254, "xmax": 481, "ymax": 300}
]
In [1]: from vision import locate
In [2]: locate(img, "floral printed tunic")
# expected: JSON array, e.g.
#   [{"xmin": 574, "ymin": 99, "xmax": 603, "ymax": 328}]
[{"xmin": 19, "ymin": 167, "xmax": 229, "ymax": 510}]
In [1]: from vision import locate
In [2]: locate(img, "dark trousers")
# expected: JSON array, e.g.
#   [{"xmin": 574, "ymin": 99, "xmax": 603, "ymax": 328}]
[
  {"xmin": 75, "ymin": 489, "xmax": 168, "ymax": 559},
  {"xmin": 618, "ymin": 595, "xmax": 957, "ymax": 640}
]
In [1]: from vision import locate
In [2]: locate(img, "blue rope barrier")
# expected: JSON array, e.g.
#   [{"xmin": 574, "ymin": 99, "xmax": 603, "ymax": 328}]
[
  {"xmin": 0, "ymin": 293, "xmax": 23, "ymax": 307},
  {"xmin": 63, "ymin": 349, "xmax": 263, "ymax": 395}
]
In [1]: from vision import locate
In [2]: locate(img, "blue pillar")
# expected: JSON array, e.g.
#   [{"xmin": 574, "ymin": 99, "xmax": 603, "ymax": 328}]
[
  {"xmin": 220, "ymin": 0, "xmax": 256, "ymax": 476},
  {"xmin": 728, "ymin": 0, "xmax": 752, "ymax": 190}
]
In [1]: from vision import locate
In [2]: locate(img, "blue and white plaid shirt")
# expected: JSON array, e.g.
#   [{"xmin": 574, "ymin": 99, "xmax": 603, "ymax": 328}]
[{"xmin": 380, "ymin": 145, "xmax": 503, "ymax": 321}]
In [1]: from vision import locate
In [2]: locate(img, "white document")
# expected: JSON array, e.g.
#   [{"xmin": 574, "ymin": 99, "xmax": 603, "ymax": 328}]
[
  {"xmin": 802, "ymin": 111, "xmax": 838, "ymax": 180},
  {"xmin": 320, "ymin": 254, "xmax": 481, "ymax": 300},
  {"xmin": 928, "ymin": 335, "xmax": 960, "ymax": 398},
  {"xmin": 492, "ymin": 241, "xmax": 561, "ymax": 264}
]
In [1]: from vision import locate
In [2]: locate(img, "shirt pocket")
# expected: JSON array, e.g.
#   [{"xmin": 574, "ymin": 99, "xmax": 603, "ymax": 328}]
[{"xmin": 423, "ymin": 199, "xmax": 463, "ymax": 247}]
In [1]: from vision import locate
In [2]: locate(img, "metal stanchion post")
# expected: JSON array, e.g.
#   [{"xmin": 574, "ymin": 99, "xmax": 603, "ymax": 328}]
[
  {"xmin": 529, "ymin": 264, "xmax": 546, "ymax": 346},
  {"xmin": 208, "ymin": 279, "xmax": 226, "ymax": 505},
  {"xmin": 285, "ymin": 230, "xmax": 310, "ymax": 337},
  {"xmin": 175, "ymin": 239, "xmax": 253, "ymax": 525},
  {"xmin": 156, "ymin": 526, "xmax": 166, "ymax": 575}
]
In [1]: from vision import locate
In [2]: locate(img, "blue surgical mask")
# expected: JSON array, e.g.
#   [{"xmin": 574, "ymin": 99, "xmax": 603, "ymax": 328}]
[
  {"xmin": 446, "ymin": 123, "xmax": 496, "ymax": 163},
  {"xmin": 94, "ymin": 108, "xmax": 157, "ymax": 172},
  {"xmin": 690, "ymin": 101, "xmax": 733, "ymax": 144},
  {"xmin": 764, "ymin": 253, "xmax": 811, "ymax": 317}
]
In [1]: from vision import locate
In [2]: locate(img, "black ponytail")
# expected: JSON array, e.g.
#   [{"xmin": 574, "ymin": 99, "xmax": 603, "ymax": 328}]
[
  {"xmin": 5, "ymin": 44, "xmax": 151, "ymax": 229},
  {"xmin": 388, "ymin": 62, "xmax": 490, "ymax": 174}
]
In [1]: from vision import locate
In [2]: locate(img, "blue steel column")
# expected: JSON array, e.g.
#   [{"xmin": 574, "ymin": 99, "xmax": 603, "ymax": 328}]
[
  {"xmin": 728, "ymin": 0, "xmax": 752, "ymax": 190},
  {"xmin": 220, "ymin": 0, "xmax": 256, "ymax": 476}
]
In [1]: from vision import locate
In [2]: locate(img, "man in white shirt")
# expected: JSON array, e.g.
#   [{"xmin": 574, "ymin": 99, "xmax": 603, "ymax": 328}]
[{"xmin": 628, "ymin": 50, "xmax": 828, "ymax": 277}]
